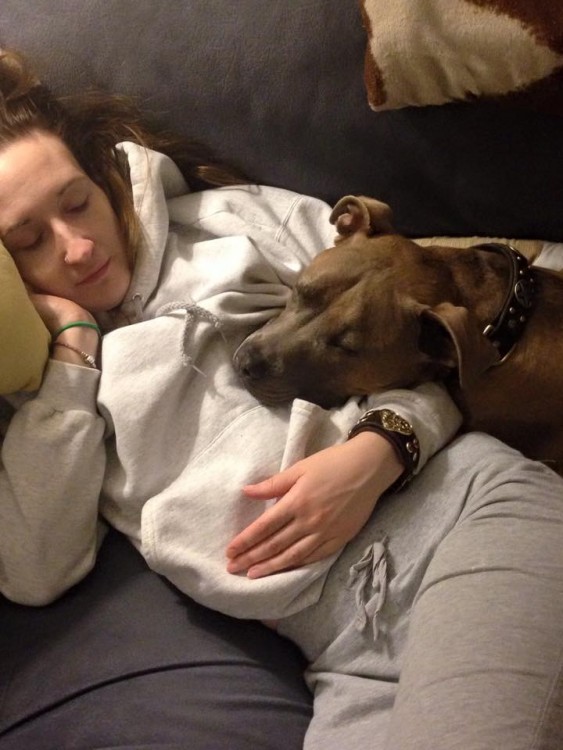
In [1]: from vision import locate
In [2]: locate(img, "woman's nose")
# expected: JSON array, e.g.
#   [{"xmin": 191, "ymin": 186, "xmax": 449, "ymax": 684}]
[{"xmin": 55, "ymin": 223, "xmax": 95, "ymax": 264}]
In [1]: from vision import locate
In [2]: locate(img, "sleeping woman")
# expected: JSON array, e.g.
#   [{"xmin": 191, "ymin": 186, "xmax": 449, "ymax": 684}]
[{"xmin": 1, "ymin": 49, "xmax": 562, "ymax": 749}]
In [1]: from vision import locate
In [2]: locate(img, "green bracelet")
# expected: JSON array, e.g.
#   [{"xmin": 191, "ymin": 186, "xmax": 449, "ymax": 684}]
[{"xmin": 53, "ymin": 321, "xmax": 101, "ymax": 339}]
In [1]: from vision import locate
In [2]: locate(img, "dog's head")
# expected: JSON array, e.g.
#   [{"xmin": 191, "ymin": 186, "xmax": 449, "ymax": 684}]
[{"xmin": 233, "ymin": 196, "xmax": 499, "ymax": 407}]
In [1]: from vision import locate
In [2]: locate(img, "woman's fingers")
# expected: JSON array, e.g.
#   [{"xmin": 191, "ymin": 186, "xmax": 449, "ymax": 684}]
[
  {"xmin": 226, "ymin": 466, "xmax": 303, "ymax": 563},
  {"xmin": 243, "ymin": 466, "xmax": 298, "ymax": 498},
  {"xmin": 246, "ymin": 537, "xmax": 338, "ymax": 579},
  {"xmin": 226, "ymin": 509, "xmax": 293, "ymax": 572},
  {"xmin": 226, "ymin": 493, "xmax": 339, "ymax": 577}
]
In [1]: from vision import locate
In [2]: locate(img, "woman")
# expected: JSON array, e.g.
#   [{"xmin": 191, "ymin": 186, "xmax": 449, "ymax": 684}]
[
  {"xmin": 0, "ymin": 49, "xmax": 459, "ymax": 603},
  {"xmin": 1, "ymin": 50, "xmax": 562, "ymax": 748}
]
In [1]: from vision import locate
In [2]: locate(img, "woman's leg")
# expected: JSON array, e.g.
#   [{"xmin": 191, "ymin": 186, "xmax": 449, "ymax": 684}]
[
  {"xmin": 385, "ymin": 443, "xmax": 563, "ymax": 749},
  {"xmin": 279, "ymin": 433, "xmax": 563, "ymax": 749}
]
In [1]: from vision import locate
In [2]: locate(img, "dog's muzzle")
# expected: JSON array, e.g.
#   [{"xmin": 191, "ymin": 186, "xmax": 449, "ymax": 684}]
[
  {"xmin": 233, "ymin": 332, "xmax": 333, "ymax": 406},
  {"xmin": 233, "ymin": 339, "xmax": 298, "ymax": 405},
  {"xmin": 233, "ymin": 338, "xmax": 347, "ymax": 409},
  {"xmin": 233, "ymin": 341, "xmax": 274, "ymax": 382}
]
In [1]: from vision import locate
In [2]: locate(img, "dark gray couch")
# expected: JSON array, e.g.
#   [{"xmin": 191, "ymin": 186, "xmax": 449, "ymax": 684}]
[{"xmin": 1, "ymin": 2, "xmax": 562, "ymax": 748}]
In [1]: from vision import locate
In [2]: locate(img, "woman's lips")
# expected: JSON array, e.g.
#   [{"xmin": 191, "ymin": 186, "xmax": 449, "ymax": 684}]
[{"xmin": 78, "ymin": 259, "xmax": 110, "ymax": 285}]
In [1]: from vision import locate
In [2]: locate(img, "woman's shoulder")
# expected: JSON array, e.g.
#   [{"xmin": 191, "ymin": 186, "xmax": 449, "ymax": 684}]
[
  {"xmin": 168, "ymin": 184, "xmax": 332, "ymax": 240},
  {"xmin": 185, "ymin": 183, "xmax": 328, "ymax": 217}
]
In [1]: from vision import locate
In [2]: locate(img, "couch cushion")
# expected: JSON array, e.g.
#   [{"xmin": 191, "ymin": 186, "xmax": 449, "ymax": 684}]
[
  {"xmin": 1, "ymin": 0, "xmax": 563, "ymax": 240},
  {"xmin": 0, "ymin": 531, "xmax": 312, "ymax": 749},
  {"xmin": 0, "ymin": 242, "xmax": 50, "ymax": 394}
]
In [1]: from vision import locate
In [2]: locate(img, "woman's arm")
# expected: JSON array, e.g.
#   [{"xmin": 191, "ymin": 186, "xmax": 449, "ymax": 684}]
[
  {"xmin": 0, "ymin": 295, "xmax": 107, "ymax": 605},
  {"xmin": 0, "ymin": 363, "xmax": 107, "ymax": 605},
  {"xmin": 227, "ymin": 383, "xmax": 462, "ymax": 577}
]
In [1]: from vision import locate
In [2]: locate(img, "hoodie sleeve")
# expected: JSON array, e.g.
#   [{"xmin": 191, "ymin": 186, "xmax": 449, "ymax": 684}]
[
  {"xmin": 0, "ymin": 359, "xmax": 107, "ymax": 606},
  {"xmin": 363, "ymin": 382, "xmax": 463, "ymax": 473}
]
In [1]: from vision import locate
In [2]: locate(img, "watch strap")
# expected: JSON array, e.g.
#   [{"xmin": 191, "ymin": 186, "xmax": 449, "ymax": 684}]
[{"xmin": 348, "ymin": 408, "xmax": 420, "ymax": 492}]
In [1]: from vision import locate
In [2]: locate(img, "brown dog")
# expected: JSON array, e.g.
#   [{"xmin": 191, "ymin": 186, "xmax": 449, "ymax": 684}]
[{"xmin": 233, "ymin": 195, "xmax": 563, "ymax": 474}]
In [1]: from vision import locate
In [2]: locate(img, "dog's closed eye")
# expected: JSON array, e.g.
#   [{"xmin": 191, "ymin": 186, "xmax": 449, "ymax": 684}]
[{"xmin": 326, "ymin": 331, "xmax": 360, "ymax": 355}]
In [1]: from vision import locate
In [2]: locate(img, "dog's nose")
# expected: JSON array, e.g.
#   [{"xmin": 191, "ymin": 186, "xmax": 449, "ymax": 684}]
[{"xmin": 233, "ymin": 344, "xmax": 272, "ymax": 381}]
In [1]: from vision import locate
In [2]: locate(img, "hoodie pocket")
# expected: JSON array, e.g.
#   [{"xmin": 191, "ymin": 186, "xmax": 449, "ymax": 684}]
[{"xmin": 141, "ymin": 400, "xmax": 341, "ymax": 620}]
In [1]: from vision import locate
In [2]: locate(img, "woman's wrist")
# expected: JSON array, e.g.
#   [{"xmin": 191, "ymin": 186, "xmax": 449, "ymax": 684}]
[
  {"xmin": 52, "ymin": 320, "xmax": 101, "ymax": 340},
  {"xmin": 50, "ymin": 322, "xmax": 100, "ymax": 369},
  {"xmin": 347, "ymin": 430, "xmax": 404, "ymax": 492},
  {"xmin": 51, "ymin": 341, "xmax": 98, "ymax": 369},
  {"xmin": 348, "ymin": 409, "xmax": 420, "ymax": 493}
]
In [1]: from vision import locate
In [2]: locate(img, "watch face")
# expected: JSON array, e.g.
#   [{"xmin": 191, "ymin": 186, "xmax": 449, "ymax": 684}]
[{"xmin": 380, "ymin": 409, "xmax": 413, "ymax": 435}]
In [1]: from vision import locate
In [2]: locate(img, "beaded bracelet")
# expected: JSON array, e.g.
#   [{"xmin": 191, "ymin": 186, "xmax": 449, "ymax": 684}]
[
  {"xmin": 53, "ymin": 321, "xmax": 101, "ymax": 340},
  {"xmin": 51, "ymin": 341, "xmax": 98, "ymax": 369},
  {"xmin": 348, "ymin": 408, "xmax": 420, "ymax": 493}
]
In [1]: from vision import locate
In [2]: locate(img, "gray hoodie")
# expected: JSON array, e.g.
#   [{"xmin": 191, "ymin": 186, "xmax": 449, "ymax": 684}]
[{"xmin": 0, "ymin": 143, "xmax": 461, "ymax": 607}]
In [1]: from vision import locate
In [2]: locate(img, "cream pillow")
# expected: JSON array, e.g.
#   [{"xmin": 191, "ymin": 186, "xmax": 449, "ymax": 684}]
[
  {"xmin": 415, "ymin": 236, "xmax": 543, "ymax": 264},
  {"xmin": 0, "ymin": 241, "xmax": 50, "ymax": 393}
]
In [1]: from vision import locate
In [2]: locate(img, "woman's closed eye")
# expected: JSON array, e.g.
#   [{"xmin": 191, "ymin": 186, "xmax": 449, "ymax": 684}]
[
  {"xmin": 65, "ymin": 197, "xmax": 89, "ymax": 214},
  {"xmin": 4, "ymin": 227, "xmax": 43, "ymax": 253}
]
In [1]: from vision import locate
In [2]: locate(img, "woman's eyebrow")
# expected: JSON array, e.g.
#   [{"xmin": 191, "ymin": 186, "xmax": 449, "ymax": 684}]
[
  {"xmin": 57, "ymin": 175, "xmax": 89, "ymax": 199},
  {"xmin": 3, "ymin": 176, "xmax": 89, "ymax": 237}
]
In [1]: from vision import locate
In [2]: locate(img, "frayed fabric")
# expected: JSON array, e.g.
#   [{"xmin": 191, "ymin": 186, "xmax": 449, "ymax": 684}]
[{"xmin": 347, "ymin": 535, "xmax": 388, "ymax": 641}]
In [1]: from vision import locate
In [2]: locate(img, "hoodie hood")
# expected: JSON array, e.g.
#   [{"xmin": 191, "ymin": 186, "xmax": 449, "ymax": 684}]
[{"xmin": 97, "ymin": 142, "xmax": 189, "ymax": 331}]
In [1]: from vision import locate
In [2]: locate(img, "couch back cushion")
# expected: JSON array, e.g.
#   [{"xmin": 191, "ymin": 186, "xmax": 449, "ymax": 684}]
[{"xmin": 1, "ymin": 0, "xmax": 562, "ymax": 240}]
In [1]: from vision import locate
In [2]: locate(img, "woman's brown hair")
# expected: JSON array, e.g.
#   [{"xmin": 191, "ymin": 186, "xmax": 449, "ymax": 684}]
[{"xmin": 0, "ymin": 49, "xmax": 247, "ymax": 259}]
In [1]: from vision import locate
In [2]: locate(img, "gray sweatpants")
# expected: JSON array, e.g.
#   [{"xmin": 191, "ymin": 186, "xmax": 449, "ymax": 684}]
[{"xmin": 278, "ymin": 432, "xmax": 563, "ymax": 749}]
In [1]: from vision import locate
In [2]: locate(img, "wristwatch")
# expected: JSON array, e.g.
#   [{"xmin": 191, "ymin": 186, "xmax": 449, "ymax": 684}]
[{"xmin": 348, "ymin": 408, "xmax": 420, "ymax": 492}]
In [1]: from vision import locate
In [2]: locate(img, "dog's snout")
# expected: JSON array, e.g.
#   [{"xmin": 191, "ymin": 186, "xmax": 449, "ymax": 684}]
[{"xmin": 233, "ymin": 343, "xmax": 272, "ymax": 381}]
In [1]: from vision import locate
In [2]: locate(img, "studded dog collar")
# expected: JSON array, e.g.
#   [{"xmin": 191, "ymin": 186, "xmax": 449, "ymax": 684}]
[{"xmin": 475, "ymin": 242, "xmax": 537, "ymax": 362}]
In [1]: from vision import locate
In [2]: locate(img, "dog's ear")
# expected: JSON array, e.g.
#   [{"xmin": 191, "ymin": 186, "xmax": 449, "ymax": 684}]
[
  {"xmin": 330, "ymin": 195, "xmax": 394, "ymax": 242},
  {"xmin": 417, "ymin": 302, "xmax": 500, "ymax": 389}
]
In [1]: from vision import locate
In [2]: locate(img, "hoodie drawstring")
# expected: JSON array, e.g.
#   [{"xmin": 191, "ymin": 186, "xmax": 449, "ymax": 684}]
[
  {"xmin": 132, "ymin": 293, "xmax": 144, "ymax": 321},
  {"xmin": 155, "ymin": 302, "xmax": 225, "ymax": 372}
]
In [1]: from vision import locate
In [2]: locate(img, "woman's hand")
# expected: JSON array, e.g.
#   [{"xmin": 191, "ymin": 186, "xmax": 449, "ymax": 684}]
[
  {"xmin": 29, "ymin": 291, "xmax": 96, "ymax": 335},
  {"xmin": 225, "ymin": 431, "xmax": 403, "ymax": 578},
  {"xmin": 30, "ymin": 291, "xmax": 100, "ymax": 368}
]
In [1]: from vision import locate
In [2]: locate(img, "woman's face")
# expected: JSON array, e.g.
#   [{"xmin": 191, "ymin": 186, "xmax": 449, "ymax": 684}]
[{"xmin": 0, "ymin": 130, "xmax": 132, "ymax": 312}]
